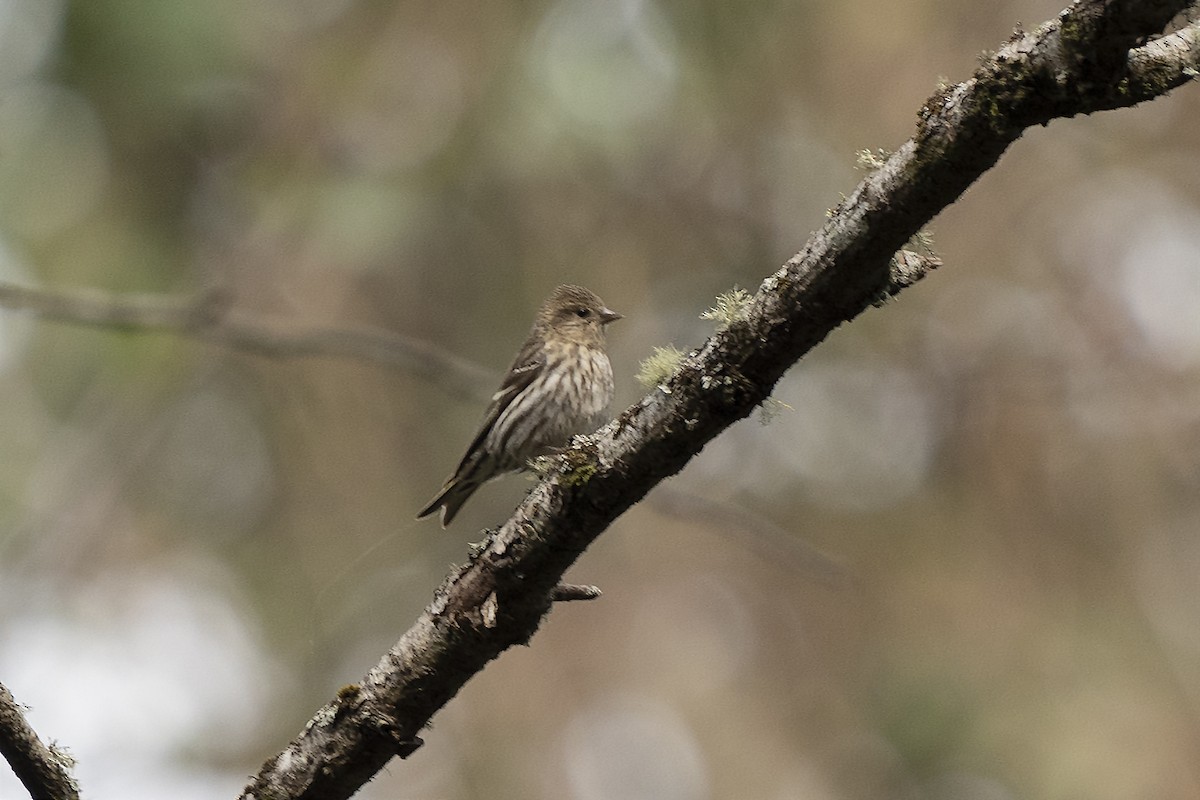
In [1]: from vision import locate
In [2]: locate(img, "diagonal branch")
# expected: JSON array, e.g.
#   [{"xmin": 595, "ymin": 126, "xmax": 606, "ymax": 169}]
[
  {"xmin": 0, "ymin": 682, "xmax": 79, "ymax": 800},
  {"xmin": 239, "ymin": 3, "xmax": 1199, "ymax": 799}
]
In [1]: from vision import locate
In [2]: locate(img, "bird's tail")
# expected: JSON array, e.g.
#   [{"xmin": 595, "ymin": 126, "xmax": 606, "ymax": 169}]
[{"xmin": 416, "ymin": 478, "xmax": 481, "ymax": 528}]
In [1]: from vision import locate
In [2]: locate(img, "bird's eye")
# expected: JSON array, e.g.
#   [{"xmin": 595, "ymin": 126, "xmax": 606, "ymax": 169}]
[{"xmin": 575, "ymin": 307, "xmax": 590, "ymax": 318}]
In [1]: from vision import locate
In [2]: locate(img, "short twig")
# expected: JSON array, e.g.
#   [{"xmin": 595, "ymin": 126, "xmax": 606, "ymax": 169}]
[{"xmin": 550, "ymin": 583, "xmax": 603, "ymax": 602}]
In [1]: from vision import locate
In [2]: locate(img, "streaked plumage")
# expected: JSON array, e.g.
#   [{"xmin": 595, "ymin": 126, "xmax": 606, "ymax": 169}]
[{"xmin": 417, "ymin": 284, "xmax": 621, "ymax": 526}]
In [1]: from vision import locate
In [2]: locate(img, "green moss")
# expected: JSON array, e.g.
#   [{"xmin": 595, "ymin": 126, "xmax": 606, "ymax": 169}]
[{"xmin": 558, "ymin": 461, "xmax": 598, "ymax": 488}]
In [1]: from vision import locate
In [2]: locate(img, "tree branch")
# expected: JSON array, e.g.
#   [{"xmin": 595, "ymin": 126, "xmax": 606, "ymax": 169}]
[
  {"xmin": 0, "ymin": 283, "xmax": 494, "ymax": 404},
  {"xmin": 0, "ymin": 682, "xmax": 79, "ymax": 800},
  {"xmin": 239, "ymin": 3, "xmax": 1199, "ymax": 799}
]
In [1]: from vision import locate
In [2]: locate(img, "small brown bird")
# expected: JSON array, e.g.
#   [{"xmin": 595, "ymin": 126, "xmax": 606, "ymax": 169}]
[{"xmin": 417, "ymin": 284, "xmax": 622, "ymax": 526}]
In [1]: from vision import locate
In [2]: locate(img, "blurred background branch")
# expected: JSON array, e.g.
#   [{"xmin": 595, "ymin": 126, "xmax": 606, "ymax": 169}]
[{"xmin": 0, "ymin": 281, "xmax": 494, "ymax": 402}]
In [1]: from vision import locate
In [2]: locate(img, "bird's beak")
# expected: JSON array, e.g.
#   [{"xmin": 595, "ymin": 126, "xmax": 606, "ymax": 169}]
[{"xmin": 599, "ymin": 307, "xmax": 623, "ymax": 325}]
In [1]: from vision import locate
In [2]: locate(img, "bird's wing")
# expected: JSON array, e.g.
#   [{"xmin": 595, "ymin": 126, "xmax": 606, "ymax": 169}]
[{"xmin": 453, "ymin": 339, "xmax": 545, "ymax": 473}]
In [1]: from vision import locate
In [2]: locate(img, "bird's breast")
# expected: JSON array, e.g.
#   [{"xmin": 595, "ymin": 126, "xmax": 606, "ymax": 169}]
[{"xmin": 559, "ymin": 344, "xmax": 614, "ymax": 426}]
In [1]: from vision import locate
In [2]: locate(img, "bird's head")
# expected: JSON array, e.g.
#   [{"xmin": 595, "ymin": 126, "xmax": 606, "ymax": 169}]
[{"xmin": 540, "ymin": 284, "xmax": 622, "ymax": 347}]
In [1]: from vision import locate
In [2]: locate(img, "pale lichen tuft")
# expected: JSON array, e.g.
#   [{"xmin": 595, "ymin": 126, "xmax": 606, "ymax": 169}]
[
  {"xmin": 855, "ymin": 148, "xmax": 892, "ymax": 170},
  {"xmin": 700, "ymin": 288, "xmax": 752, "ymax": 329},
  {"xmin": 637, "ymin": 345, "xmax": 687, "ymax": 389}
]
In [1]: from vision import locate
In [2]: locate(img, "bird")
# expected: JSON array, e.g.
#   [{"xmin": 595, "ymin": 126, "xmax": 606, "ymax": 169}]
[{"xmin": 417, "ymin": 284, "xmax": 622, "ymax": 526}]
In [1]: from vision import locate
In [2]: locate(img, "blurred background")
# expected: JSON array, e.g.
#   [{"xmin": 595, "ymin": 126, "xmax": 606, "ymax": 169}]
[{"xmin": 0, "ymin": 0, "xmax": 1198, "ymax": 798}]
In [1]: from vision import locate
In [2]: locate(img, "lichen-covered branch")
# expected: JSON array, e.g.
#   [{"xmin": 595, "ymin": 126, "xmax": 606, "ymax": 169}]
[
  {"xmin": 0, "ymin": 682, "xmax": 79, "ymax": 800},
  {"xmin": 240, "ymin": 3, "xmax": 1199, "ymax": 799}
]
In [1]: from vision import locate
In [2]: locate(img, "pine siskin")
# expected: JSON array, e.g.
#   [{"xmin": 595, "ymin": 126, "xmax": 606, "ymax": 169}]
[{"xmin": 417, "ymin": 284, "xmax": 622, "ymax": 526}]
